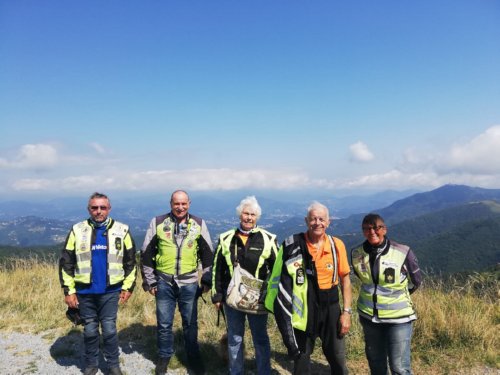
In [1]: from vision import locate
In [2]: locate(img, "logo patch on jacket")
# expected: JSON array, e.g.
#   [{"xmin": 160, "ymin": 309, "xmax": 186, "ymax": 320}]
[
  {"xmin": 296, "ymin": 268, "xmax": 305, "ymax": 285},
  {"xmin": 115, "ymin": 238, "xmax": 122, "ymax": 251},
  {"xmin": 384, "ymin": 268, "xmax": 395, "ymax": 283}
]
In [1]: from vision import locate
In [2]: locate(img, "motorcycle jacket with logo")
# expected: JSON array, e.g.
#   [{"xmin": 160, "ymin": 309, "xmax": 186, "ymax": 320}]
[
  {"xmin": 265, "ymin": 233, "xmax": 346, "ymax": 357},
  {"xmin": 141, "ymin": 212, "xmax": 213, "ymax": 290},
  {"xmin": 351, "ymin": 238, "xmax": 422, "ymax": 322},
  {"xmin": 59, "ymin": 218, "xmax": 137, "ymax": 295},
  {"xmin": 211, "ymin": 227, "xmax": 278, "ymax": 304}
]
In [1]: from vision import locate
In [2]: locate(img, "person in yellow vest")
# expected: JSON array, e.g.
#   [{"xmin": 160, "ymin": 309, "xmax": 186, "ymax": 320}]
[
  {"xmin": 59, "ymin": 192, "xmax": 137, "ymax": 375},
  {"xmin": 265, "ymin": 201, "xmax": 352, "ymax": 375},
  {"xmin": 351, "ymin": 213, "xmax": 422, "ymax": 375},
  {"xmin": 141, "ymin": 190, "xmax": 214, "ymax": 375},
  {"xmin": 211, "ymin": 196, "xmax": 278, "ymax": 375}
]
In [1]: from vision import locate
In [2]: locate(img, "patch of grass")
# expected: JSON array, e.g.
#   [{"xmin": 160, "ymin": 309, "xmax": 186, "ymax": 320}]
[{"xmin": 0, "ymin": 257, "xmax": 498, "ymax": 374}]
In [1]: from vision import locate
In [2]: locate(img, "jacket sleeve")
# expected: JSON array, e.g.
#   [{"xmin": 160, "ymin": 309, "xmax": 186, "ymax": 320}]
[
  {"xmin": 198, "ymin": 219, "xmax": 214, "ymax": 287},
  {"xmin": 140, "ymin": 217, "xmax": 158, "ymax": 291},
  {"xmin": 121, "ymin": 229, "xmax": 137, "ymax": 292},
  {"xmin": 405, "ymin": 248, "xmax": 422, "ymax": 294},
  {"xmin": 59, "ymin": 228, "xmax": 77, "ymax": 296},
  {"xmin": 211, "ymin": 236, "xmax": 229, "ymax": 303},
  {"xmin": 270, "ymin": 242, "xmax": 301, "ymax": 358}
]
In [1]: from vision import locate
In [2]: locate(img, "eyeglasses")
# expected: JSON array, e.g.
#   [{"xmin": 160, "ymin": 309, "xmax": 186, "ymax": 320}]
[
  {"xmin": 89, "ymin": 205, "xmax": 109, "ymax": 211},
  {"xmin": 362, "ymin": 225, "xmax": 385, "ymax": 233}
]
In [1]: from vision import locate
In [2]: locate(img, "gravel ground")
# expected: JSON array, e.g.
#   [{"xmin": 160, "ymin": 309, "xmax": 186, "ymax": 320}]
[
  {"xmin": 1, "ymin": 330, "xmax": 498, "ymax": 375},
  {"xmin": 0, "ymin": 330, "xmax": 187, "ymax": 375}
]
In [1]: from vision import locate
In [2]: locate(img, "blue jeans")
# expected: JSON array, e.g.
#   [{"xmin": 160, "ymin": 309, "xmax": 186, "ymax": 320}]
[
  {"xmin": 77, "ymin": 291, "xmax": 120, "ymax": 368},
  {"xmin": 156, "ymin": 279, "xmax": 201, "ymax": 359},
  {"xmin": 224, "ymin": 304, "xmax": 271, "ymax": 375},
  {"xmin": 360, "ymin": 318, "xmax": 414, "ymax": 375}
]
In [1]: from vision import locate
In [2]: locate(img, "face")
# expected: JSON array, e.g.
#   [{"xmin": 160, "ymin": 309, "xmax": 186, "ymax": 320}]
[
  {"xmin": 88, "ymin": 197, "xmax": 111, "ymax": 223},
  {"xmin": 170, "ymin": 191, "xmax": 190, "ymax": 221},
  {"xmin": 240, "ymin": 206, "xmax": 258, "ymax": 231},
  {"xmin": 305, "ymin": 208, "xmax": 330, "ymax": 238},
  {"xmin": 362, "ymin": 221, "xmax": 387, "ymax": 245}
]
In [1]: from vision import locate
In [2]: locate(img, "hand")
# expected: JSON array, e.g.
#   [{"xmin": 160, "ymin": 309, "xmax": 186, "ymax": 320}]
[
  {"xmin": 339, "ymin": 312, "xmax": 351, "ymax": 337},
  {"xmin": 214, "ymin": 302, "xmax": 222, "ymax": 310},
  {"xmin": 119, "ymin": 290, "xmax": 132, "ymax": 304},
  {"xmin": 149, "ymin": 287, "xmax": 157, "ymax": 296},
  {"xmin": 64, "ymin": 294, "xmax": 79, "ymax": 309}
]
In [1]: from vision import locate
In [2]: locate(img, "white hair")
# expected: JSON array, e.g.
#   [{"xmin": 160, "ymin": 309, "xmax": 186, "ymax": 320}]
[
  {"xmin": 236, "ymin": 196, "xmax": 262, "ymax": 220},
  {"xmin": 307, "ymin": 201, "xmax": 329, "ymax": 219}
]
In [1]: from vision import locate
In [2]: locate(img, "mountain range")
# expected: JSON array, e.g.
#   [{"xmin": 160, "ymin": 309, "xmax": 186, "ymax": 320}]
[{"xmin": 0, "ymin": 184, "xmax": 499, "ymax": 275}]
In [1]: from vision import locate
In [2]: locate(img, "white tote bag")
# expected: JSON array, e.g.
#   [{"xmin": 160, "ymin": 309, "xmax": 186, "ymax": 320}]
[{"xmin": 226, "ymin": 262, "xmax": 267, "ymax": 314}]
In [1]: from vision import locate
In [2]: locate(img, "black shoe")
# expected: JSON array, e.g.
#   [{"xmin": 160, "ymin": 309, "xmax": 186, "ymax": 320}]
[
  {"xmin": 155, "ymin": 357, "xmax": 170, "ymax": 375},
  {"xmin": 188, "ymin": 356, "xmax": 206, "ymax": 375},
  {"xmin": 83, "ymin": 368, "xmax": 98, "ymax": 375},
  {"xmin": 108, "ymin": 367, "xmax": 123, "ymax": 375}
]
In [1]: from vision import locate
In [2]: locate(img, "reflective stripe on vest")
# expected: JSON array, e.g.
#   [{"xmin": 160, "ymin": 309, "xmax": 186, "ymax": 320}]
[
  {"xmin": 352, "ymin": 243, "xmax": 415, "ymax": 319},
  {"xmin": 285, "ymin": 254, "xmax": 308, "ymax": 329}
]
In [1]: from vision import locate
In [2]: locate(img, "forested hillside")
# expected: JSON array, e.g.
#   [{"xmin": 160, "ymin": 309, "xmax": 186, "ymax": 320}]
[{"xmin": 1, "ymin": 185, "xmax": 499, "ymax": 274}]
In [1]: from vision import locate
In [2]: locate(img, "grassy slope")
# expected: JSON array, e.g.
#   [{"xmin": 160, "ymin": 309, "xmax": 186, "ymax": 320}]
[{"xmin": 0, "ymin": 258, "xmax": 498, "ymax": 374}]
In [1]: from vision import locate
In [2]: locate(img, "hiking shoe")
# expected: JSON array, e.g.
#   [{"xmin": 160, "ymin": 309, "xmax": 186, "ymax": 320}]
[
  {"xmin": 155, "ymin": 357, "xmax": 170, "ymax": 375},
  {"xmin": 108, "ymin": 367, "xmax": 123, "ymax": 375},
  {"xmin": 83, "ymin": 368, "xmax": 98, "ymax": 375}
]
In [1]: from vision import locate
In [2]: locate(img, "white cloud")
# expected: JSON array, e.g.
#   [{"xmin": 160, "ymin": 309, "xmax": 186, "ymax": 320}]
[
  {"xmin": 9, "ymin": 168, "xmax": 327, "ymax": 193},
  {"xmin": 11, "ymin": 178, "xmax": 54, "ymax": 191},
  {"xmin": 0, "ymin": 144, "xmax": 59, "ymax": 169},
  {"xmin": 89, "ymin": 142, "xmax": 107, "ymax": 155},
  {"xmin": 336, "ymin": 126, "xmax": 500, "ymax": 191},
  {"xmin": 349, "ymin": 141, "xmax": 374, "ymax": 162},
  {"xmin": 4, "ymin": 126, "xmax": 500, "ymax": 195},
  {"xmin": 436, "ymin": 125, "xmax": 500, "ymax": 174}
]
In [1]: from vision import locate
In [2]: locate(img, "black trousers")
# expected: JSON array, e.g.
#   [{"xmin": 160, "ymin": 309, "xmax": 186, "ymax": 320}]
[{"xmin": 293, "ymin": 301, "xmax": 348, "ymax": 375}]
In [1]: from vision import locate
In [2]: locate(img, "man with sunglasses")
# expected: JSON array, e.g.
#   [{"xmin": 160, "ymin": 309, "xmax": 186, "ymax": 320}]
[{"xmin": 59, "ymin": 192, "xmax": 137, "ymax": 375}]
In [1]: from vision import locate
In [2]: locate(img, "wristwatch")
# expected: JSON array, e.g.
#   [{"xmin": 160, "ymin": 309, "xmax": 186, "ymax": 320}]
[{"xmin": 343, "ymin": 307, "xmax": 352, "ymax": 315}]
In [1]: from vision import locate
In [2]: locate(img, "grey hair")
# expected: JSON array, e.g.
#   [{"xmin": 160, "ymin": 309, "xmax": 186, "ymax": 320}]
[
  {"xmin": 88, "ymin": 192, "xmax": 110, "ymax": 207},
  {"xmin": 307, "ymin": 201, "xmax": 329, "ymax": 218},
  {"xmin": 236, "ymin": 196, "xmax": 262, "ymax": 220}
]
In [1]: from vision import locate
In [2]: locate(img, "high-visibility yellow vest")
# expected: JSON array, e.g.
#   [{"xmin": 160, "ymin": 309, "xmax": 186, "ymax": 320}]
[
  {"xmin": 216, "ymin": 227, "xmax": 276, "ymax": 278},
  {"xmin": 154, "ymin": 215, "xmax": 202, "ymax": 276},
  {"xmin": 352, "ymin": 242, "xmax": 415, "ymax": 319},
  {"xmin": 62, "ymin": 220, "xmax": 135, "ymax": 293},
  {"xmin": 265, "ymin": 235, "xmax": 339, "ymax": 331}
]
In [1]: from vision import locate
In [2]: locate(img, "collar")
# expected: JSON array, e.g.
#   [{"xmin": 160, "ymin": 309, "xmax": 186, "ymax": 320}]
[
  {"xmin": 364, "ymin": 237, "xmax": 389, "ymax": 255},
  {"xmin": 237, "ymin": 226, "xmax": 256, "ymax": 235},
  {"xmin": 89, "ymin": 217, "xmax": 110, "ymax": 228}
]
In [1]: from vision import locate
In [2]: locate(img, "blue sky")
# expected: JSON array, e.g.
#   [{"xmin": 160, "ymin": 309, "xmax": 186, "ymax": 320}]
[{"xmin": 1, "ymin": 1, "xmax": 499, "ymax": 199}]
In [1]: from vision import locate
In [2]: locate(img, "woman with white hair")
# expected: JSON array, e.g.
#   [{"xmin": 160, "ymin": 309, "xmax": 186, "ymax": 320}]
[{"xmin": 211, "ymin": 196, "xmax": 278, "ymax": 375}]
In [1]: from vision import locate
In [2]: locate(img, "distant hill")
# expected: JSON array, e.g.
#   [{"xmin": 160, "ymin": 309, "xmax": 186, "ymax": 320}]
[
  {"xmin": 331, "ymin": 184, "xmax": 500, "ymax": 235},
  {"xmin": 377, "ymin": 184, "xmax": 500, "ymax": 223},
  {"xmin": 338, "ymin": 201, "xmax": 500, "ymax": 274},
  {"xmin": 263, "ymin": 185, "xmax": 500, "ymax": 274},
  {"xmin": 1, "ymin": 185, "xmax": 499, "ymax": 274},
  {"xmin": 0, "ymin": 216, "xmax": 69, "ymax": 247}
]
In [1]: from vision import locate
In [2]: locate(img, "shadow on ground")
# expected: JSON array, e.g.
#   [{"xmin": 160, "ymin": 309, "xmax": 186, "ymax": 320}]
[
  {"xmin": 49, "ymin": 329, "xmax": 84, "ymax": 371},
  {"xmin": 50, "ymin": 325, "xmax": 332, "ymax": 374}
]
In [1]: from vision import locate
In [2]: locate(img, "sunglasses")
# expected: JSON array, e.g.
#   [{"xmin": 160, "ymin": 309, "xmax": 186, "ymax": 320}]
[
  {"xmin": 362, "ymin": 225, "xmax": 386, "ymax": 233},
  {"xmin": 89, "ymin": 205, "xmax": 109, "ymax": 211}
]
